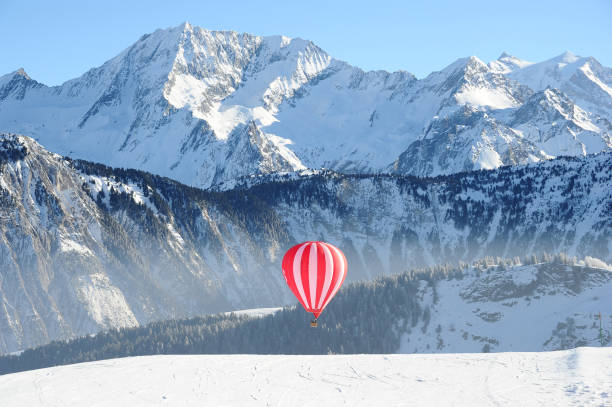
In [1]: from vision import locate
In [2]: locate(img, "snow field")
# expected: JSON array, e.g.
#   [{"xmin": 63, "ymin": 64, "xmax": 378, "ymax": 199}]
[{"xmin": 0, "ymin": 348, "xmax": 610, "ymax": 406}]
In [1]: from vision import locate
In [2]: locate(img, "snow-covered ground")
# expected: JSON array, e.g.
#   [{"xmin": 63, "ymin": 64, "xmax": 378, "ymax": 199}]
[
  {"xmin": 399, "ymin": 263, "xmax": 612, "ymax": 353},
  {"xmin": 223, "ymin": 307, "xmax": 282, "ymax": 318},
  {"xmin": 1, "ymin": 348, "xmax": 610, "ymax": 406}
]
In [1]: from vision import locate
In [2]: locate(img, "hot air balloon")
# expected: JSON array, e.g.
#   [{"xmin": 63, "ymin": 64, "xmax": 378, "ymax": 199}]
[{"xmin": 281, "ymin": 241, "xmax": 347, "ymax": 327}]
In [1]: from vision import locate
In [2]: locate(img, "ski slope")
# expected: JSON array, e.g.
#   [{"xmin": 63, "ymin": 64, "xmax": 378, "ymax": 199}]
[{"xmin": 1, "ymin": 348, "xmax": 610, "ymax": 406}]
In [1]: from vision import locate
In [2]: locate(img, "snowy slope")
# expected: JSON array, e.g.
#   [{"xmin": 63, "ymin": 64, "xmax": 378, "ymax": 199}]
[
  {"xmin": 399, "ymin": 260, "xmax": 612, "ymax": 353},
  {"xmin": 506, "ymin": 51, "xmax": 612, "ymax": 118},
  {"xmin": 0, "ymin": 24, "xmax": 610, "ymax": 186},
  {"xmin": 1, "ymin": 349, "xmax": 611, "ymax": 406},
  {"xmin": 223, "ymin": 307, "xmax": 282, "ymax": 318}
]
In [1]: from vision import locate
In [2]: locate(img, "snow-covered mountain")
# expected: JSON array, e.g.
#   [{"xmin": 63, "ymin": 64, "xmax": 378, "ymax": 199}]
[
  {"xmin": 0, "ymin": 23, "xmax": 610, "ymax": 188},
  {"xmin": 0, "ymin": 133, "xmax": 610, "ymax": 354},
  {"xmin": 400, "ymin": 258, "xmax": 612, "ymax": 353},
  {"xmin": 1, "ymin": 349, "xmax": 610, "ymax": 406},
  {"xmin": 504, "ymin": 51, "xmax": 612, "ymax": 119}
]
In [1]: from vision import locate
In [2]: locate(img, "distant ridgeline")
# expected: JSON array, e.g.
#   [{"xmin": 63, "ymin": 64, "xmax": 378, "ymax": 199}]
[{"xmin": 1, "ymin": 254, "xmax": 610, "ymax": 375}]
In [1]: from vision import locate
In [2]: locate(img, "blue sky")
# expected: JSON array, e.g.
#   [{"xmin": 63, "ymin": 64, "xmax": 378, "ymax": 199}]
[{"xmin": 1, "ymin": 0, "xmax": 610, "ymax": 85}]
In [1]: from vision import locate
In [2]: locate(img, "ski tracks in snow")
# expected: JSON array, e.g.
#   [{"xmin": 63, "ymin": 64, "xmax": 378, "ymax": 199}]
[{"xmin": 0, "ymin": 349, "xmax": 611, "ymax": 406}]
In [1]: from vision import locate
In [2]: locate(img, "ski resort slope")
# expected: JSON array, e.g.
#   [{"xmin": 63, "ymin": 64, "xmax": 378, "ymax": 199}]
[{"xmin": 1, "ymin": 348, "xmax": 610, "ymax": 406}]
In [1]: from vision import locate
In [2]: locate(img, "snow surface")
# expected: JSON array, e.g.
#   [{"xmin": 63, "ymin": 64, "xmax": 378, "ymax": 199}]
[
  {"xmin": 399, "ymin": 264, "xmax": 612, "ymax": 353},
  {"xmin": 223, "ymin": 307, "xmax": 282, "ymax": 318},
  {"xmin": 454, "ymin": 87, "xmax": 519, "ymax": 109},
  {"xmin": 1, "ymin": 348, "xmax": 610, "ymax": 406}
]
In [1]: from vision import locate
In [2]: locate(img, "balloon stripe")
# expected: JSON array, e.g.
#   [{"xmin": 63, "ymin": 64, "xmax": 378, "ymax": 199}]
[
  {"xmin": 308, "ymin": 243, "xmax": 318, "ymax": 310},
  {"xmin": 313, "ymin": 242, "xmax": 327, "ymax": 311},
  {"xmin": 317, "ymin": 243, "xmax": 341, "ymax": 311},
  {"xmin": 282, "ymin": 245, "xmax": 309, "ymax": 311},
  {"xmin": 321, "ymin": 244, "xmax": 347, "ymax": 310},
  {"xmin": 292, "ymin": 243, "xmax": 309, "ymax": 309},
  {"xmin": 330, "ymin": 245, "xmax": 347, "ymax": 297},
  {"xmin": 300, "ymin": 244, "xmax": 313, "ymax": 309},
  {"xmin": 317, "ymin": 243, "xmax": 334, "ymax": 309}
]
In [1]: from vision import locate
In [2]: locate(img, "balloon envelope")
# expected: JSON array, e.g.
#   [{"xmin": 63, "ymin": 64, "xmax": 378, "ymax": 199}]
[{"xmin": 281, "ymin": 241, "xmax": 347, "ymax": 319}]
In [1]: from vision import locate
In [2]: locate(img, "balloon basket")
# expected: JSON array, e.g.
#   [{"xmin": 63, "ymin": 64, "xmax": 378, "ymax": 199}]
[{"xmin": 310, "ymin": 319, "xmax": 318, "ymax": 327}]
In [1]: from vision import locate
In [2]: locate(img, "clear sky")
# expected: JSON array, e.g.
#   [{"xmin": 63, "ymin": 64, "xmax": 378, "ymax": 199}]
[{"xmin": 1, "ymin": 0, "xmax": 610, "ymax": 85}]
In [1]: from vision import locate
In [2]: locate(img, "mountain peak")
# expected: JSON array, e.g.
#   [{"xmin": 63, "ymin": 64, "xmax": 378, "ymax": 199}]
[
  {"xmin": 182, "ymin": 21, "xmax": 193, "ymax": 31},
  {"xmin": 489, "ymin": 53, "xmax": 532, "ymax": 74},
  {"xmin": 440, "ymin": 56, "xmax": 486, "ymax": 75},
  {"xmin": 554, "ymin": 51, "xmax": 580, "ymax": 64},
  {"xmin": 0, "ymin": 67, "xmax": 33, "ymax": 83},
  {"xmin": 0, "ymin": 67, "xmax": 41, "ymax": 99},
  {"xmin": 468, "ymin": 55, "xmax": 485, "ymax": 65},
  {"xmin": 14, "ymin": 68, "xmax": 31, "ymax": 80}
]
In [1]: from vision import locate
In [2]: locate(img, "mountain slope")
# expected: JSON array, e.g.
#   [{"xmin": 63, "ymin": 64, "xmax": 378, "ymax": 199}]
[
  {"xmin": 0, "ymin": 133, "xmax": 610, "ymax": 354},
  {"xmin": 0, "ymin": 24, "xmax": 610, "ymax": 187},
  {"xmin": 2, "ymin": 349, "xmax": 611, "ymax": 407},
  {"xmin": 506, "ymin": 51, "xmax": 612, "ymax": 118},
  {"xmin": 400, "ymin": 258, "xmax": 612, "ymax": 353}
]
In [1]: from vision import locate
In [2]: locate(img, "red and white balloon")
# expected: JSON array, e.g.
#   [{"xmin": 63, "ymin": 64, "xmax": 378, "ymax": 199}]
[{"xmin": 281, "ymin": 241, "xmax": 347, "ymax": 319}]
